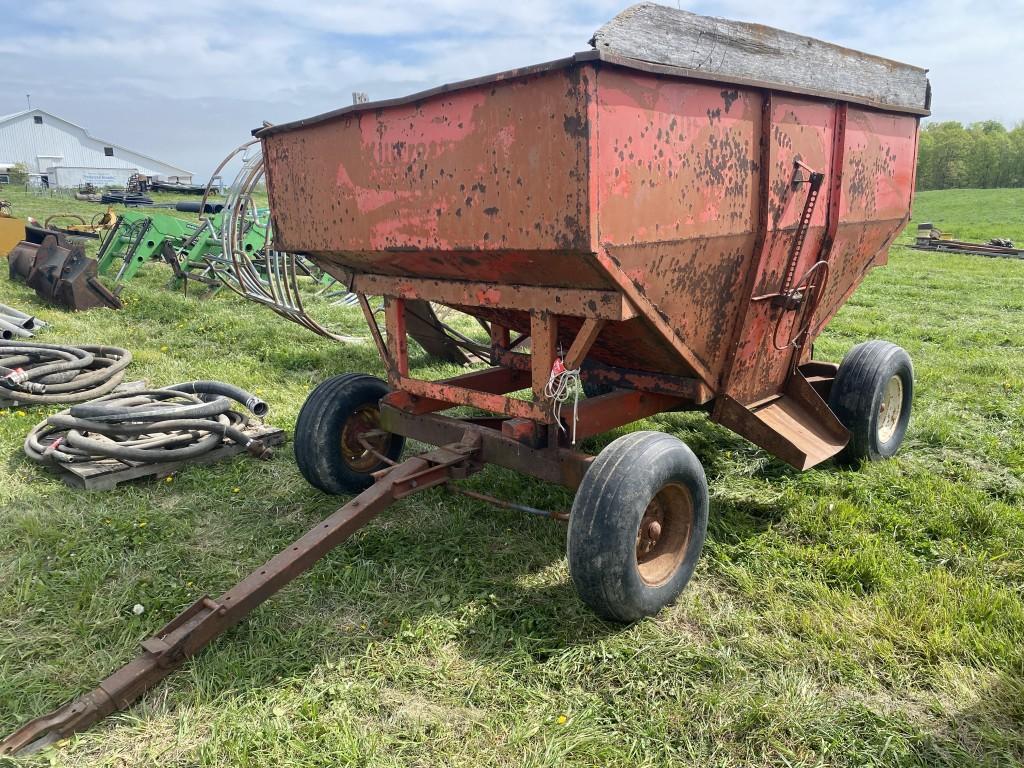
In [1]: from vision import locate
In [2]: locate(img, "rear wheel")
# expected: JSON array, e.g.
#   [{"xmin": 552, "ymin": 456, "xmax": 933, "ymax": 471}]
[
  {"xmin": 294, "ymin": 374, "xmax": 405, "ymax": 494},
  {"xmin": 829, "ymin": 340, "xmax": 913, "ymax": 462},
  {"xmin": 567, "ymin": 431, "xmax": 708, "ymax": 622}
]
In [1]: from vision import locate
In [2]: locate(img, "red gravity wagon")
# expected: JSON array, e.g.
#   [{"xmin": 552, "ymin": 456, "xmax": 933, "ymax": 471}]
[
  {"xmin": 2, "ymin": 4, "xmax": 930, "ymax": 754},
  {"xmin": 267, "ymin": 4, "xmax": 929, "ymax": 617}
]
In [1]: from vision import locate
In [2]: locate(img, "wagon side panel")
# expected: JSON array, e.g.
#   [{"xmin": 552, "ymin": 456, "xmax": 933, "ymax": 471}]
[
  {"xmin": 806, "ymin": 108, "xmax": 919, "ymax": 339},
  {"xmin": 262, "ymin": 66, "xmax": 597, "ymax": 287},
  {"xmin": 724, "ymin": 96, "xmax": 837, "ymax": 403},
  {"xmin": 592, "ymin": 68, "xmax": 761, "ymax": 382}
]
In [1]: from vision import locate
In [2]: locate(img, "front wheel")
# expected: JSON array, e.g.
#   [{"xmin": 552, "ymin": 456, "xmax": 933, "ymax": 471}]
[
  {"xmin": 294, "ymin": 374, "xmax": 405, "ymax": 494},
  {"xmin": 829, "ymin": 340, "xmax": 913, "ymax": 463},
  {"xmin": 567, "ymin": 431, "xmax": 708, "ymax": 622}
]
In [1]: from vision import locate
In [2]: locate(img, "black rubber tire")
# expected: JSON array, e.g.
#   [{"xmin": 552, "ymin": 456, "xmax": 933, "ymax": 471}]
[
  {"xmin": 567, "ymin": 431, "xmax": 708, "ymax": 622},
  {"xmin": 829, "ymin": 340, "xmax": 913, "ymax": 463},
  {"xmin": 294, "ymin": 374, "xmax": 405, "ymax": 494}
]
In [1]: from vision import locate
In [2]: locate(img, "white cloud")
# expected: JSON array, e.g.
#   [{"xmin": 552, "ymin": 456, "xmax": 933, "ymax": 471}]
[{"xmin": 3, "ymin": 0, "xmax": 1020, "ymax": 176}]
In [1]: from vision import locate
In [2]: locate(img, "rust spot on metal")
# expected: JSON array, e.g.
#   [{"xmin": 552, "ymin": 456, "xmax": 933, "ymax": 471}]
[
  {"xmin": 563, "ymin": 114, "xmax": 587, "ymax": 137},
  {"xmin": 261, "ymin": 60, "xmax": 918, "ymax": 451}
]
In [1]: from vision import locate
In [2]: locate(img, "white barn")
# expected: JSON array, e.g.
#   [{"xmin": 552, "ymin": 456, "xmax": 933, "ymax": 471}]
[{"xmin": 0, "ymin": 108, "xmax": 192, "ymax": 188}]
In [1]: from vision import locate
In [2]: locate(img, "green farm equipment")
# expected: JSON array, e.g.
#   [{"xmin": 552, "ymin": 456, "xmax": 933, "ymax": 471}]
[{"xmin": 96, "ymin": 209, "xmax": 271, "ymax": 291}]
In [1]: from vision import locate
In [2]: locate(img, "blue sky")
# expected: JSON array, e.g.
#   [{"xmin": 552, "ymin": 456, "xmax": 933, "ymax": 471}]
[{"xmin": 4, "ymin": 0, "xmax": 1021, "ymax": 178}]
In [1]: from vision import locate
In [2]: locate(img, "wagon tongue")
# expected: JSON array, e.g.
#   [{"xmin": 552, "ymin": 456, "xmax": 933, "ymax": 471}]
[
  {"xmin": 0, "ymin": 685, "xmax": 121, "ymax": 755},
  {"xmin": 0, "ymin": 438, "xmax": 482, "ymax": 756}
]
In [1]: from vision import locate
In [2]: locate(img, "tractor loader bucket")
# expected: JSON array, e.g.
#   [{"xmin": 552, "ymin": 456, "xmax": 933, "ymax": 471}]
[
  {"xmin": 8, "ymin": 234, "xmax": 122, "ymax": 311},
  {"xmin": 0, "ymin": 437, "xmax": 481, "ymax": 756},
  {"xmin": 6, "ymin": 240, "xmax": 37, "ymax": 281}
]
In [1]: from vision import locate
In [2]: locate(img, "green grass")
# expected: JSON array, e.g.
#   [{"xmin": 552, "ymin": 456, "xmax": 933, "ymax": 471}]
[
  {"xmin": 0, "ymin": 186, "xmax": 1023, "ymax": 767},
  {"xmin": 906, "ymin": 188, "xmax": 1024, "ymax": 243}
]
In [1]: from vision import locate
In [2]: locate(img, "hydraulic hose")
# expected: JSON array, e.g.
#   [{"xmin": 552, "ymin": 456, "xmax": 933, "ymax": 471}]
[
  {"xmin": 0, "ymin": 341, "xmax": 131, "ymax": 405},
  {"xmin": 165, "ymin": 380, "xmax": 269, "ymax": 417},
  {"xmin": 24, "ymin": 383, "xmax": 272, "ymax": 466}
]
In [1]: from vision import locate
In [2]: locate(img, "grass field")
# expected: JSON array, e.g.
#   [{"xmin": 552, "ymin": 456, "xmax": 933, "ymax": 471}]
[{"xmin": 0, "ymin": 186, "xmax": 1022, "ymax": 767}]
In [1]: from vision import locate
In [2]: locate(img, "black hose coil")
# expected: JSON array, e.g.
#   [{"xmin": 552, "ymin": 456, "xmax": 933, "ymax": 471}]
[
  {"xmin": 0, "ymin": 341, "xmax": 132, "ymax": 406},
  {"xmin": 24, "ymin": 381, "xmax": 272, "ymax": 466}
]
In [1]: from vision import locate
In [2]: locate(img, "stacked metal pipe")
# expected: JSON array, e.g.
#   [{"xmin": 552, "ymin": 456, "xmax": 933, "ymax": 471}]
[{"xmin": 0, "ymin": 303, "xmax": 45, "ymax": 340}]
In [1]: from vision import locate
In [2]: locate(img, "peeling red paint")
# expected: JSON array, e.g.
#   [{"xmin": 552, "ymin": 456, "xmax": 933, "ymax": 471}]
[{"xmin": 263, "ymin": 58, "xmax": 919, "ymax": 409}]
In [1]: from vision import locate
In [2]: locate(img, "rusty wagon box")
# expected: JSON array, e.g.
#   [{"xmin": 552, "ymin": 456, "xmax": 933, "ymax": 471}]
[
  {"xmin": 3, "ymin": 5, "xmax": 931, "ymax": 754},
  {"xmin": 258, "ymin": 4, "xmax": 927, "ymax": 467},
  {"xmin": 255, "ymin": 1, "xmax": 928, "ymax": 610}
]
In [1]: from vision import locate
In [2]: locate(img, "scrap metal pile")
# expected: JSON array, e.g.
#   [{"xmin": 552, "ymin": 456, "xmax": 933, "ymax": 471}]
[
  {"xmin": 42, "ymin": 208, "xmax": 119, "ymax": 240},
  {"xmin": 912, "ymin": 222, "xmax": 1023, "ymax": 259}
]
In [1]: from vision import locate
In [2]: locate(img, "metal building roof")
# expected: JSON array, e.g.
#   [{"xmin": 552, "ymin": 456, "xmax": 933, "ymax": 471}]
[{"xmin": 0, "ymin": 108, "xmax": 192, "ymax": 176}]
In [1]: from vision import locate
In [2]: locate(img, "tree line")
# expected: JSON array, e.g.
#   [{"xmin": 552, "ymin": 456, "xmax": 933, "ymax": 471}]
[
  {"xmin": 4, "ymin": 122, "xmax": 1019, "ymax": 193},
  {"xmin": 916, "ymin": 121, "xmax": 1024, "ymax": 190}
]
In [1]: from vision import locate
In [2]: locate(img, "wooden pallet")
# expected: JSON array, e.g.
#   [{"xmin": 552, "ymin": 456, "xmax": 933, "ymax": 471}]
[{"xmin": 47, "ymin": 424, "xmax": 286, "ymax": 491}]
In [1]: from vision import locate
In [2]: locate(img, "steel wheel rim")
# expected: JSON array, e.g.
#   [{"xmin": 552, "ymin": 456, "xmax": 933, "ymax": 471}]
[
  {"xmin": 635, "ymin": 481, "xmax": 694, "ymax": 587},
  {"xmin": 340, "ymin": 405, "xmax": 390, "ymax": 472},
  {"xmin": 877, "ymin": 374, "xmax": 904, "ymax": 443}
]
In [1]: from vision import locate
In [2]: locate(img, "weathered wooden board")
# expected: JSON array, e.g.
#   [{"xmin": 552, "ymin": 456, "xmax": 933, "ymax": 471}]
[
  {"xmin": 46, "ymin": 425, "xmax": 286, "ymax": 491},
  {"xmin": 590, "ymin": 3, "xmax": 930, "ymax": 114}
]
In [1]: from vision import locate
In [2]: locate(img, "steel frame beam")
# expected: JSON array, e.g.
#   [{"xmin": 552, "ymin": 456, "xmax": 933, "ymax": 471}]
[
  {"xmin": 383, "ymin": 366, "xmax": 531, "ymax": 415},
  {"xmin": 382, "ymin": 298, "xmax": 616, "ymax": 425},
  {"xmin": 379, "ymin": 283, "xmax": 704, "ymax": 436},
  {"xmin": 384, "ymin": 296, "xmax": 409, "ymax": 379},
  {"xmin": 494, "ymin": 347, "xmax": 712, "ymax": 402},
  {"xmin": 352, "ymin": 273, "xmax": 636, "ymax": 320},
  {"xmin": 379, "ymin": 405, "xmax": 593, "ymax": 489},
  {"xmin": 566, "ymin": 389, "xmax": 684, "ymax": 443}
]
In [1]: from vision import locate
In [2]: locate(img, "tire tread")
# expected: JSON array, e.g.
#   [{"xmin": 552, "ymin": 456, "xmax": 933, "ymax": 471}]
[
  {"xmin": 567, "ymin": 431, "xmax": 708, "ymax": 622},
  {"xmin": 294, "ymin": 374, "xmax": 404, "ymax": 494}
]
